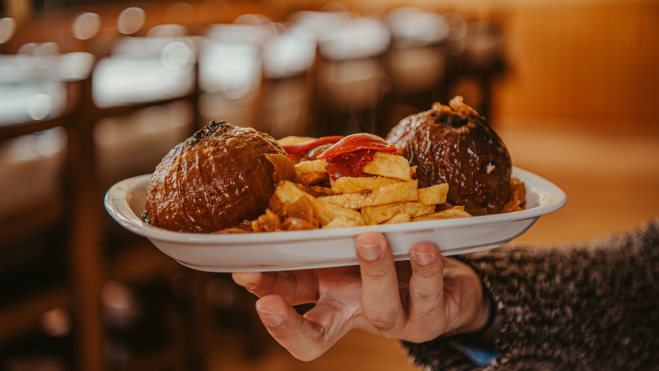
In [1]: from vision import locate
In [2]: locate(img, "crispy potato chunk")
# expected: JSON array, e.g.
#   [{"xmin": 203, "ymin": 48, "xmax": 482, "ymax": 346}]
[
  {"xmin": 291, "ymin": 183, "xmax": 334, "ymax": 197},
  {"xmin": 417, "ymin": 183, "xmax": 449, "ymax": 206},
  {"xmin": 330, "ymin": 176, "xmax": 401, "ymax": 194},
  {"xmin": 281, "ymin": 217, "xmax": 317, "ymax": 231},
  {"xmin": 411, "ymin": 206, "xmax": 472, "ymax": 222},
  {"xmin": 274, "ymin": 181, "xmax": 364, "ymax": 226},
  {"xmin": 270, "ymin": 195, "xmax": 317, "ymax": 226},
  {"xmin": 309, "ymin": 186, "xmax": 335, "ymax": 197},
  {"xmin": 318, "ymin": 180, "xmax": 418, "ymax": 210},
  {"xmin": 302, "ymin": 172, "xmax": 328, "ymax": 185},
  {"xmin": 362, "ymin": 152, "xmax": 411, "ymax": 181},
  {"xmin": 322, "ymin": 216, "xmax": 364, "ymax": 229},
  {"xmin": 501, "ymin": 178, "xmax": 527, "ymax": 213},
  {"xmin": 278, "ymin": 136, "xmax": 317, "ymax": 146},
  {"xmin": 252, "ymin": 210, "xmax": 283, "ymax": 232},
  {"xmin": 295, "ymin": 159, "xmax": 326, "ymax": 174},
  {"xmin": 360, "ymin": 201, "xmax": 435, "ymax": 225},
  {"xmin": 382, "ymin": 213, "xmax": 411, "ymax": 224}
]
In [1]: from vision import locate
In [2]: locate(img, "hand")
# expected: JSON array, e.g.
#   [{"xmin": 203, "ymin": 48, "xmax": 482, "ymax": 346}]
[{"xmin": 232, "ymin": 232, "xmax": 490, "ymax": 361}]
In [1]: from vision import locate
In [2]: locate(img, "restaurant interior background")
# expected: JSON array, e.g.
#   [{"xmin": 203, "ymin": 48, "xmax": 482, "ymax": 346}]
[{"xmin": 0, "ymin": 0, "xmax": 657, "ymax": 369}]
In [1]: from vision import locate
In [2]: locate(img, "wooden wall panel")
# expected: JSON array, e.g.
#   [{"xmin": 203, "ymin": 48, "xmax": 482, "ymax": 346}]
[{"xmin": 492, "ymin": 1, "xmax": 659, "ymax": 127}]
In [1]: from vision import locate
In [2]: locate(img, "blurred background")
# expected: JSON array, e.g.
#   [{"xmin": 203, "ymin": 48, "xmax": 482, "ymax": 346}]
[{"xmin": 0, "ymin": 0, "xmax": 657, "ymax": 370}]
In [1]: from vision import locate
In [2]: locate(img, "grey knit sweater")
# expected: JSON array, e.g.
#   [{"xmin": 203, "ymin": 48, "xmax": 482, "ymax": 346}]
[{"xmin": 402, "ymin": 218, "xmax": 659, "ymax": 371}]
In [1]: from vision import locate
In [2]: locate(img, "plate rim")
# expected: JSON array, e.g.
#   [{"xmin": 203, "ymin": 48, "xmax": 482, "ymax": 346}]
[{"xmin": 104, "ymin": 166, "xmax": 567, "ymax": 244}]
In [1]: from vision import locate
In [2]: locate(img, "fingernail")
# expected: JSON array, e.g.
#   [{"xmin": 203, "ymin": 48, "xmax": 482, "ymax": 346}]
[
  {"xmin": 256, "ymin": 308, "xmax": 284, "ymax": 327},
  {"xmin": 413, "ymin": 252, "xmax": 433, "ymax": 266},
  {"xmin": 357, "ymin": 243, "xmax": 381, "ymax": 261}
]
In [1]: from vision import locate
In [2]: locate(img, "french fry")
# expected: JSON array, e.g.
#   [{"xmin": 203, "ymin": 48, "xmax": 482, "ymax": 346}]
[
  {"xmin": 361, "ymin": 201, "xmax": 435, "ymax": 225},
  {"xmin": 411, "ymin": 206, "xmax": 472, "ymax": 222},
  {"xmin": 322, "ymin": 216, "xmax": 364, "ymax": 229},
  {"xmin": 417, "ymin": 183, "xmax": 449, "ymax": 206},
  {"xmin": 293, "ymin": 183, "xmax": 335, "ymax": 197},
  {"xmin": 362, "ymin": 152, "xmax": 411, "ymax": 181},
  {"xmin": 302, "ymin": 172, "xmax": 328, "ymax": 185},
  {"xmin": 295, "ymin": 159, "xmax": 326, "ymax": 174},
  {"xmin": 330, "ymin": 176, "xmax": 401, "ymax": 194},
  {"xmin": 318, "ymin": 180, "xmax": 418, "ymax": 210},
  {"xmin": 309, "ymin": 186, "xmax": 335, "ymax": 197},
  {"xmin": 274, "ymin": 181, "xmax": 364, "ymax": 226},
  {"xmin": 382, "ymin": 213, "xmax": 411, "ymax": 224}
]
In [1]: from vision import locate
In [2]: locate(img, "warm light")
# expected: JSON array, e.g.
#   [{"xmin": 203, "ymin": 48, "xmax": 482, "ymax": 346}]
[
  {"xmin": 161, "ymin": 42, "xmax": 194, "ymax": 73},
  {"xmin": 386, "ymin": 7, "xmax": 449, "ymax": 46},
  {"xmin": 264, "ymin": 34, "xmax": 316, "ymax": 78},
  {"xmin": 52, "ymin": 52, "xmax": 95, "ymax": 81},
  {"xmin": 117, "ymin": 7, "xmax": 145, "ymax": 35},
  {"xmin": 319, "ymin": 17, "xmax": 391, "ymax": 61},
  {"xmin": 0, "ymin": 17, "xmax": 16, "ymax": 44},
  {"xmin": 41, "ymin": 307, "xmax": 72, "ymax": 337},
  {"xmin": 146, "ymin": 24, "xmax": 189, "ymax": 52},
  {"xmin": 16, "ymin": 43, "xmax": 37, "ymax": 69},
  {"xmin": 27, "ymin": 94, "xmax": 52, "ymax": 120},
  {"xmin": 73, "ymin": 12, "xmax": 101, "ymax": 40}
]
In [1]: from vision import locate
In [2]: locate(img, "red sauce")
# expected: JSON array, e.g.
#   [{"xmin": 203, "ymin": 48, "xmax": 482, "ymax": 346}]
[{"xmin": 325, "ymin": 149, "xmax": 377, "ymax": 181}]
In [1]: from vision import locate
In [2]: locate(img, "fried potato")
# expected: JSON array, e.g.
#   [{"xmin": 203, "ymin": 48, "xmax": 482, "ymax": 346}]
[
  {"xmin": 252, "ymin": 210, "xmax": 283, "ymax": 232},
  {"xmin": 270, "ymin": 194, "xmax": 317, "ymax": 226},
  {"xmin": 417, "ymin": 183, "xmax": 449, "ymax": 206},
  {"xmin": 382, "ymin": 213, "xmax": 411, "ymax": 224},
  {"xmin": 411, "ymin": 206, "xmax": 472, "ymax": 222},
  {"xmin": 330, "ymin": 176, "xmax": 401, "ymax": 194},
  {"xmin": 309, "ymin": 186, "xmax": 335, "ymax": 197},
  {"xmin": 290, "ymin": 183, "xmax": 335, "ymax": 197},
  {"xmin": 361, "ymin": 201, "xmax": 435, "ymax": 225},
  {"xmin": 322, "ymin": 216, "xmax": 364, "ymax": 229},
  {"xmin": 318, "ymin": 180, "xmax": 418, "ymax": 210},
  {"xmin": 295, "ymin": 159, "xmax": 326, "ymax": 174},
  {"xmin": 274, "ymin": 181, "xmax": 364, "ymax": 226},
  {"xmin": 302, "ymin": 171, "xmax": 328, "ymax": 185},
  {"xmin": 410, "ymin": 165, "xmax": 417, "ymax": 178},
  {"xmin": 294, "ymin": 170, "xmax": 309, "ymax": 185},
  {"xmin": 362, "ymin": 152, "xmax": 411, "ymax": 181},
  {"xmin": 278, "ymin": 136, "xmax": 317, "ymax": 146},
  {"xmin": 501, "ymin": 178, "xmax": 526, "ymax": 213}
]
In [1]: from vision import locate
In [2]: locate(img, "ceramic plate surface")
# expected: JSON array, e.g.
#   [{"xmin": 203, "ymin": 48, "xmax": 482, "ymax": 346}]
[{"xmin": 105, "ymin": 167, "xmax": 567, "ymax": 272}]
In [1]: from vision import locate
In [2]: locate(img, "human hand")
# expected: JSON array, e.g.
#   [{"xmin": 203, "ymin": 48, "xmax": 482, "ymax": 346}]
[{"xmin": 232, "ymin": 232, "xmax": 490, "ymax": 361}]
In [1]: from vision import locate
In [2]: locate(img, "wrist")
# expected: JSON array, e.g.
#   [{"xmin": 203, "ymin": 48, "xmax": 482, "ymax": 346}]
[{"xmin": 465, "ymin": 292, "xmax": 501, "ymax": 348}]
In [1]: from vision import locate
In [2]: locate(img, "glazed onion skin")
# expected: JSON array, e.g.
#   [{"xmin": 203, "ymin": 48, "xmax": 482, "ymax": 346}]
[
  {"xmin": 386, "ymin": 104, "xmax": 512, "ymax": 215},
  {"xmin": 145, "ymin": 121, "xmax": 293, "ymax": 233}
]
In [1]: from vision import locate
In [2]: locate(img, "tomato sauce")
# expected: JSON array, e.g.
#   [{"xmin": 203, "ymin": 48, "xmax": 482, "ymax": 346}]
[{"xmin": 325, "ymin": 149, "xmax": 377, "ymax": 181}]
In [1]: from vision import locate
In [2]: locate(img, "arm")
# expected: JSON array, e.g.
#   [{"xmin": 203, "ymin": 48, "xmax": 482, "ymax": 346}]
[{"xmin": 403, "ymin": 218, "xmax": 659, "ymax": 370}]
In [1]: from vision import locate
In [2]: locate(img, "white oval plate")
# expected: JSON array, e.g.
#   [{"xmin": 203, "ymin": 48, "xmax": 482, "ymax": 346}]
[{"xmin": 105, "ymin": 167, "xmax": 566, "ymax": 272}]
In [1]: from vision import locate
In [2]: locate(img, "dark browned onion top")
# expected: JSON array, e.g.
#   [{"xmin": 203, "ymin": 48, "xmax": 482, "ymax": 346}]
[
  {"xmin": 145, "ymin": 121, "xmax": 288, "ymax": 233},
  {"xmin": 386, "ymin": 107, "xmax": 512, "ymax": 215}
]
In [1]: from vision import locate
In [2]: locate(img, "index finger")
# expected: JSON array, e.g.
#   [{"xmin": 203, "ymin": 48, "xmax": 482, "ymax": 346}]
[{"xmin": 232, "ymin": 270, "xmax": 319, "ymax": 305}]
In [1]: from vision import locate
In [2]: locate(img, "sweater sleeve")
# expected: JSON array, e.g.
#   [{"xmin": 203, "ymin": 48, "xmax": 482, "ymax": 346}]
[{"xmin": 401, "ymin": 218, "xmax": 659, "ymax": 371}]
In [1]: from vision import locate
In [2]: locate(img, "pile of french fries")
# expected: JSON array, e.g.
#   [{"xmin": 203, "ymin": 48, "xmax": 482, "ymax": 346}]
[{"xmin": 269, "ymin": 150, "xmax": 472, "ymax": 230}]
